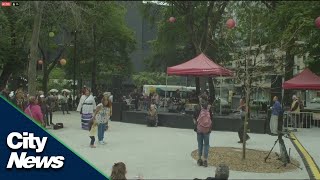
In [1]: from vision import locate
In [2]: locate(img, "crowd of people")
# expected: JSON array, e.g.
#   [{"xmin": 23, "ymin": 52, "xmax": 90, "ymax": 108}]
[
  {"xmin": 0, "ymin": 87, "xmax": 68, "ymax": 128},
  {"xmin": 5, "ymin": 86, "xmax": 309, "ymax": 179}
]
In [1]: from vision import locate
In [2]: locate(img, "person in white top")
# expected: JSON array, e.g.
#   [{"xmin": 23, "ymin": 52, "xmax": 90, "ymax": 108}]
[
  {"xmin": 93, "ymin": 95, "xmax": 112, "ymax": 145},
  {"xmin": 77, "ymin": 88, "xmax": 96, "ymax": 130}
]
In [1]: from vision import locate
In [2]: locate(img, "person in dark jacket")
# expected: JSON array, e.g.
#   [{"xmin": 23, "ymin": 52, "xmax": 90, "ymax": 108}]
[
  {"xmin": 39, "ymin": 95, "xmax": 48, "ymax": 127},
  {"xmin": 270, "ymin": 96, "xmax": 282, "ymax": 135},
  {"xmin": 46, "ymin": 93, "xmax": 55, "ymax": 126}
]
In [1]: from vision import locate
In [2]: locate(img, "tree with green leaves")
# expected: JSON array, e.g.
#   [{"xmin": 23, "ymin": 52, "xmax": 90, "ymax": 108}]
[
  {"xmin": 0, "ymin": 5, "xmax": 32, "ymax": 90},
  {"xmin": 62, "ymin": 2, "xmax": 136, "ymax": 94},
  {"xmin": 142, "ymin": 1, "xmax": 230, "ymax": 101}
]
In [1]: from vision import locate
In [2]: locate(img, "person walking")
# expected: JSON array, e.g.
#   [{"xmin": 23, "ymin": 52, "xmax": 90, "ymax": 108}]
[
  {"xmin": 61, "ymin": 91, "xmax": 70, "ymax": 115},
  {"xmin": 39, "ymin": 95, "xmax": 48, "ymax": 127},
  {"xmin": 270, "ymin": 96, "xmax": 282, "ymax": 135},
  {"xmin": 77, "ymin": 88, "xmax": 96, "ymax": 130},
  {"xmin": 93, "ymin": 95, "xmax": 111, "ymax": 145},
  {"xmin": 237, "ymin": 97, "xmax": 250, "ymax": 143},
  {"xmin": 46, "ymin": 92, "xmax": 55, "ymax": 126},
  {"xmin": 193, "ymin": 96, "xmax": 212, "ymax": 167}
]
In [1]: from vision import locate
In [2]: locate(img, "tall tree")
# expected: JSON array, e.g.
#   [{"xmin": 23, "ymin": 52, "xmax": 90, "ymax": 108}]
[
  {"xmin": 142, "ymin": 1, "xmax": 229, "ymax": 99},
  {"xmin": 28, "ymin": 1, "xmax": 45, "ymax": 96}
]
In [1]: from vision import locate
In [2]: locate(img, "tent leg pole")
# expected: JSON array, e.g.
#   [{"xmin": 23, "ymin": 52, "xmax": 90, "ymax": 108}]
[
  {"xmin": 165, "ymin": 74, "xmax": 168, "ymax": 112},
  {"xmin": 220, "ymin": 75, "xmax": 222, "ymax": 115}
]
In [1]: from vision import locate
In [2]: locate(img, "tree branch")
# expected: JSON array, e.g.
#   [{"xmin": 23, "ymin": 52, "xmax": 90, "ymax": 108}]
[
  {"xmin": 47, "ymin": 48, "xmax": 65, "ymax": 72},
  {"xmin": 200, "ymin": 1, "xmax": 214, "ymax": 52}
]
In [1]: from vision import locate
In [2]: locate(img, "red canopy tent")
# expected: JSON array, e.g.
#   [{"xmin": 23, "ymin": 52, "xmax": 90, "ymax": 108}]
[
  {"xmin": 166, "ymin": 53, "xmax": 234, "ymax": 114},
  {"xmin": 167, "ymin": 53, "xmax": 233, "ymax": 77},
  {"xmin": 282, "ymin": 68, "xmax": 320, "ymax": 90}
]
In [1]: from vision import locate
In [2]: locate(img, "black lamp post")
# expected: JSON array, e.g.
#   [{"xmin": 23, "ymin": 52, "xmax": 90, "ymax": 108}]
[{"xmin": 73, "ymin": 30, "xmax": 77, "ymax": 108}]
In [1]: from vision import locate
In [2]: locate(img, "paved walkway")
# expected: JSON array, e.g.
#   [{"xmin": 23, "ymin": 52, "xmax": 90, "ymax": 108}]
[
  {"xmin": 48, "ymin": 111, "xmax": 309, "ymax": 179},
  {"xmin": 293, "ymin": 128, "xmax": 320, "ymax": 178}
]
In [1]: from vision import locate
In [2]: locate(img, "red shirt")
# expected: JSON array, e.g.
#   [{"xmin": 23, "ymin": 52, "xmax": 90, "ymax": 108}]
[{"xmin": 24, "ymin": 105, "xmax": 43, "ymax": 124}]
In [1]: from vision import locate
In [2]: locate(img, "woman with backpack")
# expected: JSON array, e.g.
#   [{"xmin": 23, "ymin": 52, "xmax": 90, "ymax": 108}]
[{"xmin": 193, "ymin": 97, "xmax": 213, "ymax": 168}]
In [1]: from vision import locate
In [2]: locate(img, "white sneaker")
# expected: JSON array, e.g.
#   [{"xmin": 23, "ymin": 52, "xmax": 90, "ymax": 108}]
[{"xmin": 99, "ymin": 141, "xmax": 106, "ymax": 145}]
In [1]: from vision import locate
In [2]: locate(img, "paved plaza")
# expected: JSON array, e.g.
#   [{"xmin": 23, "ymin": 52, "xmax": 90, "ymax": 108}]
[
  {"xmin": 48, "ymin": 111, "xmax": 311, "ymax": 179},
  {"xmin": 294, "ymin": 128, "xmax": 320, "ymax": 170}
]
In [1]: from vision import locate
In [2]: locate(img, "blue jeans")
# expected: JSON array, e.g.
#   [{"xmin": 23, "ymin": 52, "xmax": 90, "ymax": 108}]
[
  {"xmin": 98, "ymin": 123, "xmax": 106, "ymax": 141},
  {"xmin": 197, "ymin": 133, "xmax": 210, "ymax": 159}
]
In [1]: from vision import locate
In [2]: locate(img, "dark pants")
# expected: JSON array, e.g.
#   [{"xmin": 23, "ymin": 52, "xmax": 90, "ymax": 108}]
[
  {"xmin": 62, "ymin": 103, "xmax": 69, "ymax": 114},
  {"xmin": 238, "ymin": 116, "xmax": 250, "ymax": 142},
  {"xmin": 89, "ymin": 136, "xmax": 95, "ymax": 145},
  {"xmin": 46, "ymin": 111, "xmax": 53, "ymax": 126},
  {"xmin": 134, "ymin": 100, "xmax": 139, "ymax": 110}
]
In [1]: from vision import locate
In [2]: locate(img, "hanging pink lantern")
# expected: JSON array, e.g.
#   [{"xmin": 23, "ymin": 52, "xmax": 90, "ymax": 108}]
[
  {"xmin": 168, "ymin": 17, "xmax": 176, "ymax": 23},
  {"xmin": 315, "ymin": 16, "xmax": 320, "ymax": 29},
  {"xmin": 60, "ymin": 59, "xmax": 67, "ymax": 66},
  {"xmin": 226, "ymin": 19, "xmax": 236, "ymax": 29},
  {"xmin": 38, "ymin": 60, "xmax": 43, "ymax": 65}
]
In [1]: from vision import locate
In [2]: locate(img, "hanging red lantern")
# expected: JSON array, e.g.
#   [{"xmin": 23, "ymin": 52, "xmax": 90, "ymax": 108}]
[
  {"xmin": 226, "ymin": 19, "xmax": 236, "ymax": 29},
  {"xmin": 60, "ymin": 59, "xmax": 67, "ymax": 66},
  {"xmin": 168, "ymin": 17, "xmax": 176, "ymax": 23},
  {"xmin": 38, "ymin": 60, "xmax": 43, "ymax": 65},
  {"xmin": 315, "ymin": 16, "xmax": 320, "ymax": 29}
]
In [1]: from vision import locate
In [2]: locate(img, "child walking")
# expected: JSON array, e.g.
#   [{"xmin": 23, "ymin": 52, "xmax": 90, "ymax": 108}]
[
  {"xmin": 93, "ymin": 95, "xmax": 112, "ymax": 145},
  {"xmin": 89, "ymin": 119, "xmax": 97, "ymax": 148}
]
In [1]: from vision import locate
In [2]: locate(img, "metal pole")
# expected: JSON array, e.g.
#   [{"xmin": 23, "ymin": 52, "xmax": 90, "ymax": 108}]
[
  {"xmin": 73, "ymin": 30, "xmax": 77, "ymax": 108},
  {"xmin": 165, "ymin": 74, "xmax": 168, "ymax": 111},
  {"xmin": 220, "ymin": 75, "xmax": 222, "ymax": 115}
]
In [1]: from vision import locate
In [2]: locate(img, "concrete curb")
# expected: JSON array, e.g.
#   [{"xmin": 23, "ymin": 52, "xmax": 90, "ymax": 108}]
[{"xmin": 290, "ymin": 132, "xmax": 320, "ymax": 180}]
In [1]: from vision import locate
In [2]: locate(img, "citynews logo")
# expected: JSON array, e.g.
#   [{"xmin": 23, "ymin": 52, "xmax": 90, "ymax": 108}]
[{"xmin": 6, "ymin": 132, "xmax": 65, "ymax": 169}]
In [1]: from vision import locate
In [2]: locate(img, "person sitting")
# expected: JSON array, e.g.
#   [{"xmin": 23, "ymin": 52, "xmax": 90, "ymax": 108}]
[
  {"xmin": 194, "ymin": 164, "xmax": 230, "ymax": 180},
  {"xmin": 146, "ymin": 104, "xmax": 158, "ymax": 127}
]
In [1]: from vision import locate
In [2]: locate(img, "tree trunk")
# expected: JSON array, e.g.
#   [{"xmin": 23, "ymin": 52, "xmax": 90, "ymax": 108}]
[
  {"xmin": 0, "ymin": 65, "xmax": 13, "ymax": 90},
  {"xmin": 43, "ymin": 64, "xmax": 49, "ymax": 96},
  {"xmin": 28, "ymin": 1, "xmax": 44, "ymax": 96},
  {"xmin": 283, "ymin": 46, "xmax": 295, "ymax": 107},
  {"xmin": 208, "ymin": 77, "xmax": 215, "ymax": 103},
  {"xmin": 243, "ymin": 8, "xmax": 254, "ymax": 160},
  {"xmin": 0, "ymin": 8, "xmax": 16, "ymax": 90}
]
